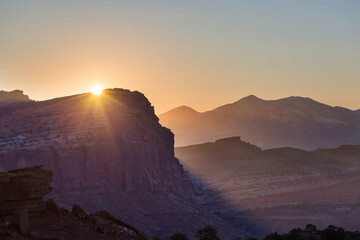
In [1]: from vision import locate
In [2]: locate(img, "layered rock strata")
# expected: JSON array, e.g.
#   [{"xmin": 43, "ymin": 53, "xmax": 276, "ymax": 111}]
[
  {"xmin": 0, "ymin": 166, "xmax": 52, "ymax": 216},
  {"xmin": 0, "ymin": 89, "xmax": 240, "ymax": 238}
]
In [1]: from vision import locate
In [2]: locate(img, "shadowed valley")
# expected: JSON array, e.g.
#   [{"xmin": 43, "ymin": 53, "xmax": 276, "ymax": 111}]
[{"xmin": 176, "ymin": 137, "xmax": 360, "ymax": 236}]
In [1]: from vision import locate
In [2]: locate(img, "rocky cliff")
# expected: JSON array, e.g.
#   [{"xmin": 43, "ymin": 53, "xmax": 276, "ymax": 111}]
[
  {"xmin": 0, "ymin": 90, "xmax": 31, "ymax": 104},
  {"xmin": 0, "ymin": 89, "xmax": 241, "ymax": 238}
]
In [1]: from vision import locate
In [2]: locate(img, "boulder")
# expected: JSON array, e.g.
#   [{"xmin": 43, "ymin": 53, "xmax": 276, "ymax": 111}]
[
  {"xmin": 11, "ymin": 205, "xmax": 29, "ymax": 234},
  {"xmin": 46, "ymin": 199, "xmax": 60, "ymax": 214},
  {"xmin": 72, "ymin": 204, "xmax": 88, "ymax": 219},
  {"xmin": 0, "ymin": 166, "xmax": 53, "ymax": 216}
]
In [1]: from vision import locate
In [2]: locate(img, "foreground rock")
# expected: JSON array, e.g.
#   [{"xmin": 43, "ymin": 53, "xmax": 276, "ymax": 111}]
[
  {"xmin": 0, "ymin": 166, "xmax": 150, "ymax": 240},
  {"xmin": 0, "ymin": 166, "xmax": 52, "ymax": 216},
  {"xmin": 0, "ymin": 89, "xmax": 242, "ymax": 238},
  {"xmin": 0, "ymin": 202, "xmax": 151, "ymax": 240}
]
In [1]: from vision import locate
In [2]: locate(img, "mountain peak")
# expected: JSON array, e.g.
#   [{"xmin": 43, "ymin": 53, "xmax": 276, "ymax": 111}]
[
  {"xmin": 232, "ymin": 95, "xmax": 265, "ymax": 106},
  {"xmin": 280, "ymin": 96, "xmax": 318, "ymax": 103},
  {"xmin": 237, "ymin": 95, "xmax": 263, "ymax": 102},
  {"xmin": 161, "ymin": 105, "xmax": 199, "ymax": 116}
]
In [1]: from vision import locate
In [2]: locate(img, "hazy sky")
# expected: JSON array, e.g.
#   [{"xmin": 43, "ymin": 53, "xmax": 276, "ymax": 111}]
[{"xmin": 0, "ymin": 1, "xmax": 359, "ymax": 113}]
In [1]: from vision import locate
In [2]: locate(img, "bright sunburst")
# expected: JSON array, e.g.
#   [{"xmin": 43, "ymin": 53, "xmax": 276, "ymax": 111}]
[{"xmin": 91, "ymin": 85, "xmax": 103, "ymax": 95}]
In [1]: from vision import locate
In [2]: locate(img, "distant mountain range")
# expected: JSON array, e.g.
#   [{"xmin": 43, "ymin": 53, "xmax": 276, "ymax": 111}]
[
  {"xmin": 175, "ymin": 136, "xmax": 360, "ymax": 235},
  {"xmin": 159, "ymin": 95, "xmax": 360, "ymax": 150}
]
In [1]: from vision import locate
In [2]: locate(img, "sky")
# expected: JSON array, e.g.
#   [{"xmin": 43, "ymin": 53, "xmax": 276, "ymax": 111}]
[{"xmin": 0, "ymin": 0, "xmax": 359, "ymax": 113}]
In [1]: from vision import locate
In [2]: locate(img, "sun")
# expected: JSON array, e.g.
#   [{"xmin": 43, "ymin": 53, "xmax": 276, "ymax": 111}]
[{"xmin": 91, "ymin": 85, "xmax": 103, "ymax": 95}]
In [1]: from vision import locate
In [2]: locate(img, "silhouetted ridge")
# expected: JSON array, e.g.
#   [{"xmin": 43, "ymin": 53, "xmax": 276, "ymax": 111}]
[
  {"xmin": 235, "ymin": 95, "xmax": 264, "ymax": 103},
  {"xmin": 215, "ymin": 136, "xmax": 242, "ymax": 144},
  {"xmin": 160, "ymin": 95, "xmax": 360, "ymax": 149},
  {"xmin": 164, "ymin": 105, "xmax": 199, "ymax": 115}
]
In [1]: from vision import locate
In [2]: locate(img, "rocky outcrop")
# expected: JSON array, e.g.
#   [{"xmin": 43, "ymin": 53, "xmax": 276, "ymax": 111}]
[
  {"xmin": 0, "ymin": 89, "xmax": 241, "ymax": 238},
  {"xmin": 0, "ymin": 166, "xmax": 52, "ymax": 216},
  {"xmin": 0, "ymin": 166, "xmax": 151, "ymax": 240},
  {"xmin": 0, "ymin": 90, "xmax": 31, "ymax": 104}
]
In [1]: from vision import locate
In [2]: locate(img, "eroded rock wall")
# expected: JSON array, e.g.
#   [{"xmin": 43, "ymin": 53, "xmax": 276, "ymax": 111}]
[{"xmin": 0, "ymin": 89, "xmax": 236, "ymax": 238}]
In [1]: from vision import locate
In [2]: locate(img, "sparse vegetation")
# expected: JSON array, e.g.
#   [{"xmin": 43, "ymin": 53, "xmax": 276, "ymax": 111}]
[
  {"xmin": 263, "ymin": 224, "xmax": 360, "ymax": 240},
  {"xmin": 168, "ymin": 225, "xmax": 360, "ymax": 240},
  {"xmin": 195, "ymin": 225, "xmax": 220, "ymax": 240},
  {"xmin": 169, "ymin": 233, "xmax": 189, "ymax": 240}
]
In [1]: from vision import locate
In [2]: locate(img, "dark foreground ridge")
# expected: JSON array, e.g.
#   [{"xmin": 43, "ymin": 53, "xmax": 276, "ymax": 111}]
[{"xmin": 0, "ymin": 166, "xmax": 150, "ymax": 240}]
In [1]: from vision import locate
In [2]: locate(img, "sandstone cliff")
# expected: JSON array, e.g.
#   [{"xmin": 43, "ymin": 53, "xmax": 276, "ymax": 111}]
[
  {"xmin": 0, "ymin": 90, "xmax": 31, "ymax": 104},
  {"xmin": 0, "ymin": 89, "xmax": 240, "ymax": 238}
]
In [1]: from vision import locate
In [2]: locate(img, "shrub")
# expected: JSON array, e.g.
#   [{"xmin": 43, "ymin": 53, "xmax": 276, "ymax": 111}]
[
  {"xmin": 195, "ymin": 225, "xmax": 220, "ymax": 240},
  {"xmin": 169, "ymin": 233, "xmax": 189, "ymax": 240}
]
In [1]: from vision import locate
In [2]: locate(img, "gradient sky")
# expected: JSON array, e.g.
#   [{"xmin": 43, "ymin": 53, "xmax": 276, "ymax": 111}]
[{"xmin": 0, "ymin": 1, "xmax": 359, "ymax": 113}]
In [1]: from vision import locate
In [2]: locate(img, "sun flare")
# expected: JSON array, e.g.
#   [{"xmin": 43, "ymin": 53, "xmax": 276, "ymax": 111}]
[{"xmin": 91, "ymin": 85, "xmax": 103, "ymax": 95}]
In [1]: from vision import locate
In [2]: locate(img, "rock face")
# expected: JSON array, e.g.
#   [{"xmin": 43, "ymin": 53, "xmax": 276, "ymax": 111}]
[
  {"xmin": 0, "ymin": 166, "xmax": 52, "ymax": 216},
  {"xmin": 176, "ymin": 137, "xmax": 360, "ymax": 236},
  {"xmin": 159, "ymin": 95, "xmax": 360, "ymax": 150},
  {"xmin": 0, "ymin": 90, "xmax": 31, "ymax": 104},
  {"xmin": 0, "ymin": 89, "xmax": 241, "ymax": 238},
  {"xmin": 0, "ymin": 166, "xmax": 152, "ymax": 240}
]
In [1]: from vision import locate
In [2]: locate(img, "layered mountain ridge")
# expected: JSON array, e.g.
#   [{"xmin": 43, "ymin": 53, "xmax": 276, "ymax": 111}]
[
  {"xmin": 160, "ymin": 95, "xmax": 360, "ymax": 150},
  {"xmin": 175, "ymin": 137, "xmax": 360, "ymax": 236},
  {"xmin": 0, "ymin": 88, "xmax": 242, "ymax": 239}
]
